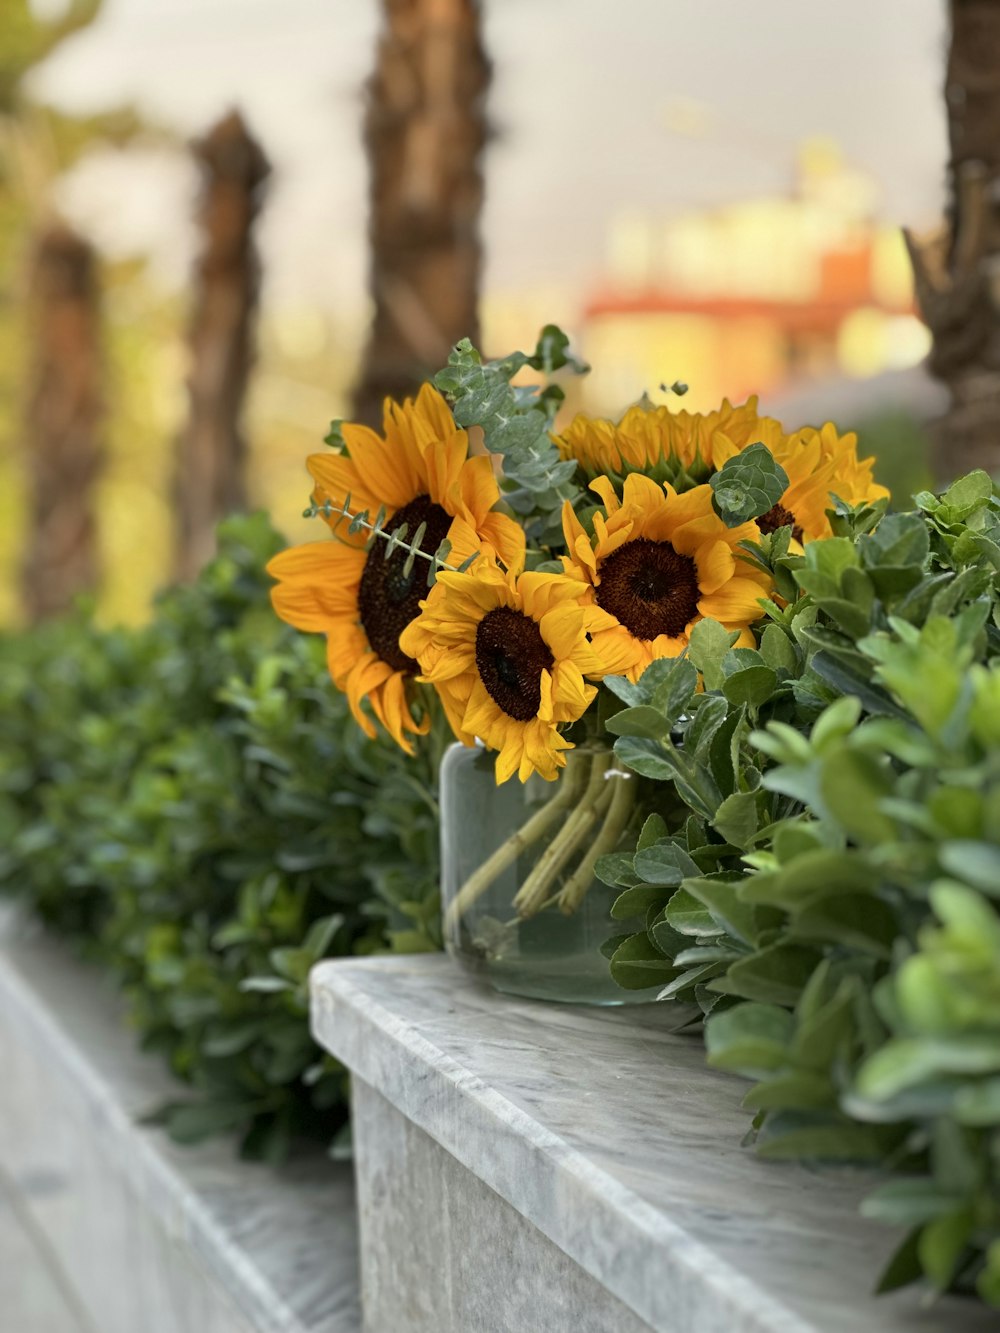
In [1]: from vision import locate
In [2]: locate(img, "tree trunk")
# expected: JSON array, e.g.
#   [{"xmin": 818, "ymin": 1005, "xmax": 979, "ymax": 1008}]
[
  {"xmin": 173, "ymin": 110, "xmax": 269, "ymax": 580},
  {"xmin": 21, "ymin": 222, "xmax": 103, "ymax": 621},
  {"xmin": 907, "ymin": 0, "xmax": 1000, "ymax": 480},
  {"xmin": 352, "ymin": 0, "xmax": 490, "ymax": 427}
]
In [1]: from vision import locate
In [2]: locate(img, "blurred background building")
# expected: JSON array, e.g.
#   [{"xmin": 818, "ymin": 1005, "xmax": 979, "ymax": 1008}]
[
  {"xmin": 580, "ymin": 143, "xmax": 927, "ymax": 412},
  {"xmin": 0, "ymin": 0, "xmax": 951, "ymax": 626}
]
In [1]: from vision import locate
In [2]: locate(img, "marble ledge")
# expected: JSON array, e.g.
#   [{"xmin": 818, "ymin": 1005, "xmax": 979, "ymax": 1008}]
[
  {"xmin": 311, "ymin": 953, "xmax": 994, "ymax": 1333},
  {"xmin": 0, "ymin": 906, "xmax": 360, "ymax": 1333}
]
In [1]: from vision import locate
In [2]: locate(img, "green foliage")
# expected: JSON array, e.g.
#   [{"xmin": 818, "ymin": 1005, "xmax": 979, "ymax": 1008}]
[
  {"xmin": 606, "ymin": 476, "xmax": 1000, "ymax": 1305},
  {"xmin": 0, "ymin": 514, "xmax": 441, "ymax": 1158},
  {"xmin": 710, "ymin": 442, "xmax": 789, "ymax": 527},
  {"xmin": 433, "ymin": 326, "xmax": 588, "ymax": 544}
]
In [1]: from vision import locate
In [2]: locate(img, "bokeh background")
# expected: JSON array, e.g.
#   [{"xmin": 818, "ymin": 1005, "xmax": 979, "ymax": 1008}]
[{"xmin": 0, "ymin": 0, "xmax": 951, "ymax": 629}]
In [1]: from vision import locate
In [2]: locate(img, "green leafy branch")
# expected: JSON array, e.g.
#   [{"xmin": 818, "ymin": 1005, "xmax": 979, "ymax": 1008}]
[
  {"xmin": 433, "ymin": 325, "xmax": 589, "ymax": 529},
  {"xmin": 303, "ymin": 494, "xmax": 478, "ymax": 586}
]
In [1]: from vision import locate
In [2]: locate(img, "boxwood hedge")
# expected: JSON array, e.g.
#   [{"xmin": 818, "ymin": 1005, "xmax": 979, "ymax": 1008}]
[{"xmin": 0, "ymin": 513, "xmax": 442, "ymax": 1160}]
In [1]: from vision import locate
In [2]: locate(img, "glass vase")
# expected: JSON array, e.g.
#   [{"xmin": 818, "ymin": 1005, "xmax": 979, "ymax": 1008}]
[{"xmin": 439, "ymin": 741, "xmax": 657, "ymax": 1004}]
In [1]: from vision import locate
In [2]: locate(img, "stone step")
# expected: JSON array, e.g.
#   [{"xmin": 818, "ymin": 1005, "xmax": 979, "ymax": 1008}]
[
  {"xmin": 311, "ymin": 953, "xmax": 995, "ymax": 1333},
  {"xmin": 0, "ymin": 908, "xmax": 360, "ymax": 1333},
  {"xmin": 0, "ymin": 1168, "xmax": 90, "ymax": 1333}
]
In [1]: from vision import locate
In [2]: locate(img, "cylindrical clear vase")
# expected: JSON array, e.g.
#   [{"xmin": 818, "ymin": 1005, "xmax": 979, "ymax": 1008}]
[{"xmin": 439, "ymin": 741, "xmax": 657, "ymax": 1004}]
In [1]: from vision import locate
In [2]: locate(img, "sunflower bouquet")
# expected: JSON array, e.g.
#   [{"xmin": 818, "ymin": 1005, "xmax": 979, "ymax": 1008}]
[{"xmin": 268, "ymin": 327, "xmax": 887, "ymax": 998}]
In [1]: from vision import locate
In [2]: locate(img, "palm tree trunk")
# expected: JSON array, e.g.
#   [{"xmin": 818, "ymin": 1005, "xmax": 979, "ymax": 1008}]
[
  {"xmin": 352, "ymin": 0, "xmax": 490, "ymax": 427},
  {"xmin": 21, "ymin": 222, "xmax": 103, "ymax": 621},
  {"xmin": 173, "ymin": 110, "xmax": 270, "ymax": 579},
  {"xmin": 907, "ymin": 0, "xmax": 1000, "ymax": 480}
]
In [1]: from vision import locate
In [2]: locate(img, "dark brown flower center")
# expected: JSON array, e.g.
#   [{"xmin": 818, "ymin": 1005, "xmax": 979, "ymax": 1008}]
[
  {"xmin": 758, "ymin": 503, "xmax": 803, "ymax": 543},
  {"xmin": 357, "ymin": 494, "xmax": 451, "ymax": 674},
  {"xmin": 475, "ymin": 607, "xmax": 554, "ymax": 722},
  {"xmin": 596, "ymin": 537, "xmax": 699, "ymax": 641}
]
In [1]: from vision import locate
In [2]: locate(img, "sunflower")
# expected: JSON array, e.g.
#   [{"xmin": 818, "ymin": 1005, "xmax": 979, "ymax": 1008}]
[
  {"xmin": 267, "ymin": 384, "xmax": 525, "ymax": 753},
  {"xmin": 688, "ymin": 408, "xmax": 888, "ymax": 547},
  {"xmin": 559, "ymin": 397, "xmax": 888, "ymax": 549},
  {"xmin": 399, "ymin": 562, "xmax": 615, "ymax": 782},
  {"xmin": 555, "ymin": 396, "xmax": 775, "ymax": 479},
  {"xmin": 740, "ymin": 423, "xmax": 889, "ymax": 546},
  {"xmin": 808, "ymin": 422, "xmax": 889, "ymax": 508},
  {"xmin": 561, "ymin": 473, "xmax": 773, "ymax": 680},
  {"xmin": 750, "ymin": 428, "xmax": 840, "ymax": 545}
]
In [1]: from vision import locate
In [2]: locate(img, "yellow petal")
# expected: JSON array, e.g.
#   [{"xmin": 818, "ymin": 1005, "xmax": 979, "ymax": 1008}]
[
  {"xmin": 590, "ymin": 625, "xmax": 646, "ymax": 677},
  {"xmin": 562, "ymin": 500, "xmax": 587, "ymax": 554},
  {"xmin": 413, "ymin": 382, "xmax": 458, "ymax": 440},
  {"xmin": 665, "ymin": 515, "xmax": 725, "ymax": 556},
  {"xmin": 520, "ymin": 720, "xmax": 566, "ymax": 781},
  {"xmin": 589, "ymin": 475, "xmax": 621, "ymax": 513},
  {"xmin": 649, "ymin": 634, "xmax": 689, "ymax": 661},
  {"xmin": 306, "ymin": 453, "xmax": 385, "ymax": 525},
  {"xmin": 621, "ymin": 471, "xmax": 667, "ymax": 511},
  {"xmin": 550, "ymin": 660, "xmax": 594, "ymax": 720},
  {"xmin": 425, "ymin": 432, "xmax": 473, "ymax": 510},
  {"xmin": 434, "ymin": 681, "xmax": 478, "ymax": 746},
  {"xmin": 537, "ymin": 668, "xmax": 554, "ymax": 723},
  {"xmin": 694, "ymin": 540, "xmax": 735, "ymax": 595},
  {"xmin": 478, "ymin": 511, "xmax": 527, "ymax": 573},
  {"xmin": 698, "ymin": 577, "xmax": 769, "ymax": 623},
  {"xmin": 462, "ymin": 678, "xmax": 502, "ymax": 738},
  {"xmin": 593, "ymin": 512, "xmax": 634, "ymax": 561},
  {"xmin": 539, "ymin": 605, "xmax": 584, "ymax": 660},
  {"xmin": 495, "ymin": 736, "xmax": 524, "ymax": 785},
  {"xmin": 659, "ymin": 483, "xmax": 714, "ymax": 532},
  {"xmin": 380, "ymin": 672, "xmax": 412, "ymax": 752},
  {"xmin": 268, "ymin": 543, "xmax": 365, "ymax": 631},
  {"xmin": 326, "ymin": 622, "xmax": 370, "ymax": 683},
  {"xmin": 319, "ymin": 433, "xmax": 417, "ymax": 513}
]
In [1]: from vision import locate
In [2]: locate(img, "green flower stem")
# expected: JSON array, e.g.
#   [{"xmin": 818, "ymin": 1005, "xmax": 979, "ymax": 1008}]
[
  {"xmin": 443, "ymin": 756, "xmax": 587, "ymax": 932},
  {"xmin": 513, "ymin": 752, "xmax": 612, "ymax": 920},
  {"xmin": 557, "ymin": 770, "xmax": 636, "ymax": 916}
]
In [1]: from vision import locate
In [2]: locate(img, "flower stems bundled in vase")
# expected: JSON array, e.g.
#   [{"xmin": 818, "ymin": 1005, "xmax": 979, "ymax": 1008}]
[
  {"xmin": 444, "ymin": 739, "xmax": 637, "ymax": 931},
  {"xmin": 268, "ymin": 327, "xmax": 887, "ymax": 984}
]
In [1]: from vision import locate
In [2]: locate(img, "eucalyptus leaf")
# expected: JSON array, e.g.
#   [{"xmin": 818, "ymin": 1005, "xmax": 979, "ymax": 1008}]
[
  {"xmin": 710, "ymin": 444, "xmax": 789, "ymax": 527},
  {"xmin": 433, "ymin": 333, "xmax": 586, "ymax": 505}
]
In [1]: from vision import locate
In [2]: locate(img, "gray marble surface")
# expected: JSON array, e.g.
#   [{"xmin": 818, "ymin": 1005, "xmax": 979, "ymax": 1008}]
[
  {"xmin": 312, "ymin": 954, "xmax": 996, "ymax": 1333},
  {"xmin": 0, "ymin": 906, "xmax": 360, "ymax": 1333},
  {"xmin": 0, "ymin": 1165, "xmax": 91, "ymax": 1333},
  {"xmin": 352, "ymin": 1077, "xmax": 653, "ymax": 1333}
]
